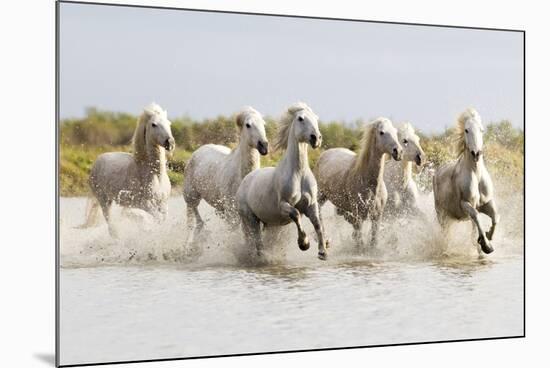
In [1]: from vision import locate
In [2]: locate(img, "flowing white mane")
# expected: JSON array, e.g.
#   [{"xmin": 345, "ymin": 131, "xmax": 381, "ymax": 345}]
[
  {"xmin": 399, "ymin": 122, "xmax": 415, "ymax": 138},
  {"xmin": 133, "ymin": 102, "xmax": 168, "ymax": 160},
  {"xmin": 452, "ymin": 108, "xmax": 482, "ymax": 158},
  {"xmin": 235, "ymin": 106, "xmax": 262, "ymax": 128},
  {"xmin": 274, "ymin": 102, "xmax": 317, "ymax": 151},
  {"xmin": 144, "ymin": 102, "xmax": 168, "ymax": 120},
  {"xmin": 352, "ymin": 117, "xmax": 389, "ymax": 173}
]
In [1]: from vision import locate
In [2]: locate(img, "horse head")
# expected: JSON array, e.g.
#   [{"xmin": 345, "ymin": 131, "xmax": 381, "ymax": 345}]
[
  {"xmin": 372, "ymin": 117, "xmax": 402, "ymax": 161},
  {"xmin": 236, "ymin": 107, "xmax": 269, "ymax": 156},
  {"xmin": 144, "ymin": 103, "xmax": 175, "ymax": 152},
  {"xmin": 399, "ymin": 123, "xmax": 425, "ymax": 166}
]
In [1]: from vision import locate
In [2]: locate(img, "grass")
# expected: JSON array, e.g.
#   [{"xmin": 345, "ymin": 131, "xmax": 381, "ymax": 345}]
[{"xmin": 59, "ymin": 109, "xmax": 524, "ymax": 197}]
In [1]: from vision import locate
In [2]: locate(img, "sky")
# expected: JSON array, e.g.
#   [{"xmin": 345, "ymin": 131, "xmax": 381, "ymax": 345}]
[{"xmin": 59, "ymin": 3, "xmax": 524, "ymax": 133}]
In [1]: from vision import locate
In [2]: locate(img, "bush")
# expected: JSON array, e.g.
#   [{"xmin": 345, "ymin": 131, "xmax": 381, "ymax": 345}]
[{"xmin": 59, "ymin": 108, "xmax": 524, "ymax": 197}]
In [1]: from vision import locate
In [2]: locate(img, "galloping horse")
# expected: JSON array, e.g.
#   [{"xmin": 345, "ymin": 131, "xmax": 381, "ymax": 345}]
[
  {"xmin": 315, "ymin": 118, "xmax": 402, "ymax": 250},
  {"xmin": 86, "ymin": 103, "xmax": 175, "ymax": 236},
  {"xmin": 183, "ymin": 107, "xmax": 269, "ymax": 239},
  {"xmin": 236, "ymin": 102, "xmax": 328, "ymax": 260},
  {"xmin": 433, "ymin": 108, "xmax": 499, "ymax": 255}
]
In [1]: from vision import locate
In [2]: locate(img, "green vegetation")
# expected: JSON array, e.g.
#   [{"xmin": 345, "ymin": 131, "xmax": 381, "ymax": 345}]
[{"xmin": 60, "ymin": 109, "xmax": 524, "ymax": 197}]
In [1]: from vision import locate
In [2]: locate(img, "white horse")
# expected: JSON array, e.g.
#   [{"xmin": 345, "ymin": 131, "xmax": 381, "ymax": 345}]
[
  {"xmin": 236, "ymin": 102, "xmax": 328, "ymax": 260},
  {"xmin": 85, "ymin": 103, "xmax": 175, "ymax": 236},
  {"xmin": 183, "ymin": 107, "xmax": 269, "ymax": 236},
  {"xmin": 433, "ymin": 108, "xmax": 499, "ymax": 255},
  {"xmin": 384, "ymin": 122, "xmax": 426, "ymax": 217},
  {"xmin": 315, "ymin": 118, "xmax": 403, "ymax": 250}
]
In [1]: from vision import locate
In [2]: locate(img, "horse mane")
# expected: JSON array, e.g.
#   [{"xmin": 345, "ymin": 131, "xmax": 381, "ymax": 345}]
[
  {"xmin": 273, "ymin": 102, "xmax": 317, "ymax": 151},
  {"xmin": 451, "ymin": 108, "xmax": 481, "ymax": 158},
  {"xmin": 398, "ymin": 122, "xmax": 415, "ymax": 138},
  {"xmin": 235, "ymin": 106, "xmax": 261, "ymax": 128},
  {"xmin": 132, "ymin": 103, "xmax": 167, "ymax": 160},
  {"xmin": 351, "ymin": 119, "xmax": 380, "ymax": 174}
]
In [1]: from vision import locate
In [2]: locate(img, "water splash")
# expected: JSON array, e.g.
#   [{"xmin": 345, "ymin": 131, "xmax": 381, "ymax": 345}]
[{"xmin": 60, "ymin": 188, "xmax": 523, "ymax": 268}]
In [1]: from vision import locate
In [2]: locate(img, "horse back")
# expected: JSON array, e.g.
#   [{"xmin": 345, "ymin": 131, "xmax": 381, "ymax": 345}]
[
  {"xmin": 183, "ymin": 144, "xmax": 231, "ymax": 200},
  {"xmin": 89, "ymin": 152, "xmax": 137, "ymax": 199},
  {"xmin": 315, "ymin": 148, "xmax": 354, "ymax": 190},
  {"xmin": 238, "ymin": 167, "xmax": 291, "ymax": 224}
]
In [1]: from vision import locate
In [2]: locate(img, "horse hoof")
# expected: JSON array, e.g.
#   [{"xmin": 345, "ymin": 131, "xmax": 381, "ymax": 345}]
[
  {"xmin": 478, "ymin": 236, "xmax": 494, "ymax": 254},
  {"xmin": 481, "ymin": 243, "xmax": 494, "ymax": 254},
  {"xmin": 299, "ymin": 237, "xmax": 310, "ymax": 251},
  {"xmin": 318, "ymin": 252, "xmax": 328, "ymax": 261}
]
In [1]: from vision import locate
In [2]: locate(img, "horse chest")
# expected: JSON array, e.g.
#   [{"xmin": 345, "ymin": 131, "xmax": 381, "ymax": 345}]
[
  {"xmin": 460, "ymin": 175, "xmax": 482, "ymax": 207},
  {"xmin": 280, "ymin": 176, "xmax": 314, "ymax": 207},
  {"xmin": 281, "ymin": 183, "xmax": 302, "ymax": 205}
]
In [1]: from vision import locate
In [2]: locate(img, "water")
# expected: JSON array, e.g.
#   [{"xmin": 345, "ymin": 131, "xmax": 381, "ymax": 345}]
[{"xmin": 58, "ymin": 195, "xmax": 524, "ymax": 366}]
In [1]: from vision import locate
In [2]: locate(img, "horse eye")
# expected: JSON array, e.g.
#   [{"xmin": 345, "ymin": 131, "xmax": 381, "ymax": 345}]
[
  {"xmin": 465, "ymin": 129, "xmax": 469, "ymax": 133},
  {"xmin": 379, "ymin": 131, "xmax": 385, "ymax": 135},
  {"xmin": 403, "ymin": 139, "xmax": 408, "ymax": 145},
  {"xmin": 152, "ymin": 123, "xmax": 158, "ymax": 128},
  {"xmin": 245, "ymin": 123, "xmax": 251, "ymax": 128},
  {"xmin": 298, "ymin": 116, "xmax": 304, "ymax": 122}
]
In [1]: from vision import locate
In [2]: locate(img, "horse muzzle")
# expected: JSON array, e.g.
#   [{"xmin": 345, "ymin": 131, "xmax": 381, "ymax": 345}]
[
  {"xmin": 392, "ymin": 147, "xmax": 403, "ymax": 161},
  {"xmin": 164, "ymin": 138, "xmax": 176, "ymax": 151},
  {"xmin": 415, "ymin": 153, "xmax": 424, "ymax": 166},
  {"xmin": 471, "ymin": 150, "xmax": 482, "ymax": 162},
  {"xmin": 257, "ymin": 141, "xmax": 269, "ymax": 156},
  {"xmin": 309, "ymin": 134, "xmax": 322, "ymax": 149}
]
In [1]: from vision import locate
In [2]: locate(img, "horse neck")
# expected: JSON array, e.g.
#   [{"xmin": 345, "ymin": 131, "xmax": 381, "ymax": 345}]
[
  {"xmin": 231, "ymin": 139, "xmax": 260, "ymax": 179},
  {"xmin": 356, "ymin": 142, "xmax": 386, "ymax": 188},
  {"xmin": 281, "ymin": 128, "xmax": 309, "ymax": 175},
  {"xmin": 459, "ymin": 150, "xmax": 484, "ymax": 176},
  {"xmin": 140, "ymin": 141, "xmax": 167, "ymax": 177},
  {"xmin": 401, "ymin": 161, "xmax": 413, "ymax": 188}
]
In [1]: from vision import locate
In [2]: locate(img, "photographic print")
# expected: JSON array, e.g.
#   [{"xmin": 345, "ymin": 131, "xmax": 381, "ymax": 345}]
[{"xmin": 57, "ymin": 1, "xmax": 524, "ymax": 366}]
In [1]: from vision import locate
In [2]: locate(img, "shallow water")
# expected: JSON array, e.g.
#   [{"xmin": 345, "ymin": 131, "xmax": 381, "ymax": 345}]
[{"xmin": 59, "ymin": 195, "xmax": 524, "ymax": 365}]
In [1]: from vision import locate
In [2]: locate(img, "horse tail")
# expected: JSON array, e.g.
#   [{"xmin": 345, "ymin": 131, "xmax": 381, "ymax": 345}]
[{"xmin": 76, "ymin": 197, "xmax": 102, "ymax": 229}]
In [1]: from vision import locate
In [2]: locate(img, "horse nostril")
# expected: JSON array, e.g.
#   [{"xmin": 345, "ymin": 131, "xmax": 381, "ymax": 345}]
[
  {"xmin": 257, "ymin": 141, "xmax": 269, "ymax": 155},
  {"xmin": 164, "ymin": 138, "xmax": 175, "ymax": 150}
]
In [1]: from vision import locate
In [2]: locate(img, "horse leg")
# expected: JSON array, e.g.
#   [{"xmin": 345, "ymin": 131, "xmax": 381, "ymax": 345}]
[
  {"xmin": 280, "ymin": 201, "xmax": 309, "ymax": 251},
  {"xmin": 351, "ymin": 219, "xmax": 364, "ymax": 250},
  {"xmin": 471, "ymin": 221, "xmax": 483, "ymax": 258},
  {"xmin": 99, "ymin": 200, "xmax": 117, "ymax": 238},
  {"xmin": 478, "ymin": 200, "xmax": 499, "ymax": 241},
  {"xmin": 368, "ymin": 214, "xmax": 381, "ymax": 249},
  {"xmin": 461, "ymin": 200, "xmax": 494, "ymax": 254},
  {"xmin": 239, "ymin": 208, "xmax": 265, "ymax": 260},
  {"xmin": 184, "ymin": 197, "xmax": 204, "ymax": 237},
  {"xmin": 434, "ymin": 208, "xmax": 451, "ymax": 255},
  {"xmin": 304, "ymin": 202, "xmax": 328, "ymax": 260},
  {"xmin": 316, "ymin": 193, "xmax": 331, "ymax": 249}
]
